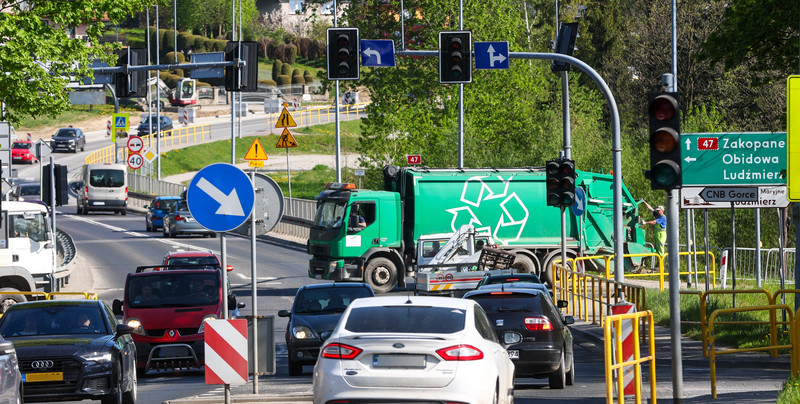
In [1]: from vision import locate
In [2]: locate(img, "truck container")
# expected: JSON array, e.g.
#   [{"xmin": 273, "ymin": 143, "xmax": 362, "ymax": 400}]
[{"xmin": 307, "ymin": 166, "xmax": 653, "ymax": 293}]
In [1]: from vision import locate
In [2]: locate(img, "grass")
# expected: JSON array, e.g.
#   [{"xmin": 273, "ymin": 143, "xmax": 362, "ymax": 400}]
[
  {"xmin": 646, "ymin": 279, "xmax": 796, "ymax": 350},
  {"xmin": 17, "ymin": 104, "xmax": 139, "ymax": 132},
  {"xmin": 778, "ymin": 376, "xmax": 800, "ymax": 403}
]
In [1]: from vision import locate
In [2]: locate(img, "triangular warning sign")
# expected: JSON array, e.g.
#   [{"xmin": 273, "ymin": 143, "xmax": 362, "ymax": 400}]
[
  {"xmin": 276, "ymin": 128, "xmax": 298, "ymax": 148},
  {"xmin": 275, "ymin": 107, "xmax": 297, "ymax": 128},
  {"xmin": 244, "ymin": 138, "xmax": 268, "ymax": 160}
]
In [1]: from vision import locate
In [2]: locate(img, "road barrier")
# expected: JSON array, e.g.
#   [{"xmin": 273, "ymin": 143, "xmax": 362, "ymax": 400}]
[
  {"xmin": 84, "ymin": 123, "xmax": 212, "ymax": 165},
  {"xmin": 48, "ymin": 291, "xmax": 98, "ymax": 300},
  {"xmin": 603, "ymin": 310, "xmax": 656, "ymax": 404},
  {"xmin": 265, "ymin": 102, "xmax": 368, "ymax": 128}
]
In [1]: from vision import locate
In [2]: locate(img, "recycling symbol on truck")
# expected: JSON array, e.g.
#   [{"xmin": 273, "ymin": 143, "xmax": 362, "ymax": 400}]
[{"xmin": 445, "ymin": 175, "xmax": 529, "ymax": 245}]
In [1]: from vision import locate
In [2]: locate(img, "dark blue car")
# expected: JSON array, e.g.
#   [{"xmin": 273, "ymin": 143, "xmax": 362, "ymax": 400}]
[{"xmin": 145, "ymin": 196, "xmax": 181, "ymax": 231}]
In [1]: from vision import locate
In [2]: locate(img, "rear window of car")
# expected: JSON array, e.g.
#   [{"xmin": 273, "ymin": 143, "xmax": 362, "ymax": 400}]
[
  {"xmin": 344, "ymin": 305, "xmax": 466, "ymax": 334},
  {"xmin": 166, "ymin": 256, "xmax": 220, "ymax": 267},
  {"xmin": 89, "ymin": 169, "xmax": 125, "ymax": 188},
  {"xmin": 19, "ymin": 185, "xmax": 39, "ymax": 195},
  {"xmin": 486, "ymin": 274, "xmax": 541, "ymax": 285},
  {"xmin": 154, "ymin": 199, "xmax": 178, "ymax": 210},
  {"xmin": 466, "ymin": 292, "xmax": 544, "ymax": 314}
]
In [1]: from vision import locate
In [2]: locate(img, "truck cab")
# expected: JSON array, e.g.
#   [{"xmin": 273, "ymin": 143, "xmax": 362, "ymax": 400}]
[
  {"xmin": 112, "ymin": 259, "xmax": 243, "ymax": 374},
  {"xmin": 307, "ymin": 183, "xmax": 403, "ymax": 293}
]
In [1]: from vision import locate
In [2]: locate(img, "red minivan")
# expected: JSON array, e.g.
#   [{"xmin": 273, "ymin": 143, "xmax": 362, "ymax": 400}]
[{"xmin": 112, "ymin": 251, "xmax": 242, "ymax": 374}]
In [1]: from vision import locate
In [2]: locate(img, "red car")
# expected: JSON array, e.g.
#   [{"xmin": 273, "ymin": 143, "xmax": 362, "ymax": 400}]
[
  {"xmin": 11, "ymin": 141, "xmax": 37, "ymax": 164},
  {"xmin": 112, "ymin": 251, "xmax": 241, "ymax": 375}
]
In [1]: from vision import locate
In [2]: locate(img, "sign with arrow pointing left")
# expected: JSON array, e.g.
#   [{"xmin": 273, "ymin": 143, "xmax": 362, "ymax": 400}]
[
  {"xmin": 187, "ymin": 163, "xmax": 255, "ymax": 232},
  {"xmin": 360, "ymin": 39, "xmax": 395, "ymax": 67}
]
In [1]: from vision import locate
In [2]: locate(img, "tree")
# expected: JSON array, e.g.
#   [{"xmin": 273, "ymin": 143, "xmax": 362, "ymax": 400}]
[
  {"xmin": 173, "ymin": 0, "xmax": 260, "ymax": 40},
  {"xmin": 0, "ymin": 0, "xmax": 150, "ymax": 126}
]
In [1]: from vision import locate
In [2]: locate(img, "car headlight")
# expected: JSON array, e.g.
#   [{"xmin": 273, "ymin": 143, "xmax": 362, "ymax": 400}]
[
  {"xmin": 198, "ymin": 315, "xmax": 218, "ymax": 334},
  {"xmin": 79, "ymin": 352, "xmax": 113, "ymax": 363},
  {"xmin": 68, "ymin": 139, "xmax": 75, "ymax": 143},
  {"xmin": 126, "ymin": 318, "xmax": 145, "ymax": 335},
  {"xmin": 292, "ymin": 326, "xmax": 314, "ymax": 340}
]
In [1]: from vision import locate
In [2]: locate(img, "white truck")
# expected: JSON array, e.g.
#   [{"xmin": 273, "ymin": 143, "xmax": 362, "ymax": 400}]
[
  {"xmin": 413, "ymin": 225, "xmax": 516, "ymax": 295},
  {"xmin": 0, "ymin": 201, "xmax": 76, "ymax": 312}
]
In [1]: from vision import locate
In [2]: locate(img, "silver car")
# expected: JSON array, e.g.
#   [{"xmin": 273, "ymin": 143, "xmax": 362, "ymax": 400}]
[
  {"xmin": 163, "ymin": 200, "xmax": 216, "ymax": 238},
  {"xmin": 0, "ymin": 335, "xmax": 22, "ymax": 404}
]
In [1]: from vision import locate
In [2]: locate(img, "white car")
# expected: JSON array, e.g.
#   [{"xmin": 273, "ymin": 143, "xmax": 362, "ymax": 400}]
[{"xmin": 312, "ymin": 295, "xmax": 516, "ymax": 404}]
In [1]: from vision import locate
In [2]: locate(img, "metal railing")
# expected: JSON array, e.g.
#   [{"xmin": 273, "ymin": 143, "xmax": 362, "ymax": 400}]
[
  {"xmin": 721, "ymin": 247, "xmax": 798, "ymax": 284},
  {"xmin": 265, "ymin": 102, "xmax": 368, "ymax": 128},
  {"xmin": 603, "ymin": 310, "xmax": 656, "ymax": 404}
]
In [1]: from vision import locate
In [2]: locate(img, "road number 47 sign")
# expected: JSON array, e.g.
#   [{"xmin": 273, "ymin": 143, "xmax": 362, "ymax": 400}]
[{"xmin": 407, "ymin": 154, "xmax": 421, "ymax": 165}]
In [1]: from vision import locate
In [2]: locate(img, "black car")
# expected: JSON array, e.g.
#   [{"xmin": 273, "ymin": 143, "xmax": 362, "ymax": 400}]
[
  {"xmin": 278, "ymin": 283, "xmax": 375, "ymax": 376},
  {"xmin": 0, "ymin": 300, "xmax": 137, "ymax": 403},
  {"xmin": 476, "ymin": 272, "xmax": 544, "ymax": 288},
  {"xmin": 50, "ymin": 127, "xmax": 86, "ymax": 153},
  {"xmin": 463, "ymin": 286, "xmax": 575, "ymax": 389},
  {"xmin": 137, "ymin": 115, "xmax": 173, "ymax": 137}
]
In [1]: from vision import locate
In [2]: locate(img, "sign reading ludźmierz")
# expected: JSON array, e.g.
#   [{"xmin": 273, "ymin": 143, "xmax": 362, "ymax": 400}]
[{"xmin": 681, "ymin": 132, "xmax": 787, "ymax": 186}]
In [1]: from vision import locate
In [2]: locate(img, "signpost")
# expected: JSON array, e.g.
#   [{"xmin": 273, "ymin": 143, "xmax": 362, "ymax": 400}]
[
  {"xmin": 698, "ymin": 187, "xmax": 758, "ymax": 202},
  {"xmin": 126, "ymin": 153, "xmax": 144, "ymax": 170},
  {"xmin": 474, "ymin": 42, "xmax": 509, "ymax": 69},
  {"xmin": 127, "ymin": 136, "xmax": 144, "ymax": 154},
  {"xmin": 360, "ymin": 39, "xmax": 396, "ymax": 67},
  {"xmin": 244, "ymin": 138, "xmax": 267, "ymax": 168},
  {"xmin": 187, "ymin": 164, "xmax": 255, "ymax": 232},
  {"xmin": 682, "ymin": 186, "xmax": 789, "ymax": 209},
  {"xmin": 275, "ymin": 106, "xmax": 299, "ymax": 212},
  {"xmin": 681, "ymin": 132, "xmax": 787, "ymax": 186}
]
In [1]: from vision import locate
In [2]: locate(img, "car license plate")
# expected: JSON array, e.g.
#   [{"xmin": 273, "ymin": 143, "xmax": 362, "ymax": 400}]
[
  {"xmin": 23, "ymin": 372, "xmax": 63, "ymax": 382},
  {"xmin": 373, "ymin": 354, "xmax": 426, "ymax": 368},
  {"xmin": 184, "ymin": 217, "xmax": 193, "ymax": 222},
  {"xmin": 507, "ymin": 350, "xmax": 519, "ymax": 359},
  {"xmin": 158, "ymin": 346, "xmax": 189, "ymax": 358},
  {"xmin": 94, "ymin": 201, "xmax": 105, "ymax": 205}
]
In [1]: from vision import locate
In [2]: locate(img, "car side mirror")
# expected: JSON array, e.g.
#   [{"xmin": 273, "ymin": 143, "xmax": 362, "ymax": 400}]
[
  {"xmin": 237, "ymin": 302, "xmax": 246, "ymax": 309},
  {"xmin": 320, "ymin": 331, "xmax": 333, "ymax": 342},
  {"xmin": 226, "ymin": 265, "xmax": 234, "ymax": 272},
  {"xmin": 112, "ymin": 299, "xmax": 123, "ymax": 316},
  {"xmin": 557, "ymin": 300, "xmax": 569, "ymax": 309},
  {"xmin": 563, "ymin": 315, "xmax": 575, "ymax": 325},
  {"xmin": 0, "ymin": 340, "xmax": 15, "ymax": 356},
  {"xmin": 278, "ymin": 309, "xmax": 290, "ymax": 318},
  {"xmin": 114, "ymin": 324, "xmax": 134, "ymax": 339},
  {"xmin": 144, "ymin": 205, "xmax": 149, "ymax": 209}
]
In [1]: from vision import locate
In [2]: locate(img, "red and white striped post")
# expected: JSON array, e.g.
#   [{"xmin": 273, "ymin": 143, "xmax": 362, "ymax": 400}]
[
  {"xmin": 720, "ymin": 249, "xmax": 729, "ymax": 288},
  {"xmin": 106, "ymin": 120, "xmax": 112, "ymax": 137},
  {"xmin": 183, "ymin": 108, "xmax": 189, "ymax": 125},
  {"xmin": 611, "ymin": 300, "xmax": 637, "ymax": 398},
  {"xmin": 205, "ymin": 319, "xmax": 248, "ymax": 385}
]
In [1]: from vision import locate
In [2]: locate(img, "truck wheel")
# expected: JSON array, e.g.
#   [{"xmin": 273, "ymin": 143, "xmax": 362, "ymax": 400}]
[
  {"xmin": 0, "ymin": 288, "xmax": 26, "ymax": 314},
  {"xmin": 542, "ymin": 250, "xmax": 575, "ymax": 288},
  {"xmin": 510, "ymin": 253, "xmax": 537, "ymax": 275},
  {"xmin": 365, "ymin": 257, "xmax": 397, "ymax": 294}
]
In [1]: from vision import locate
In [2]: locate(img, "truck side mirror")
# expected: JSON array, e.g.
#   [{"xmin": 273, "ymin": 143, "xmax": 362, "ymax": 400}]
[{"xmin": 112, "ymin": 299, "xmax": 123, "ymax": 316}]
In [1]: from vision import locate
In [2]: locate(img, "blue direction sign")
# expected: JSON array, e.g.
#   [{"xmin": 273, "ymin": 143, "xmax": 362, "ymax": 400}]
[
  {"xmin": 571, "ymin": 187, "xmax": 586, "ymax": 216},
  {"xmin": 474, "ymin": 42, "xmax": 509, "ymax": 69},
  {"xmin": 361, "ymin": 40, "xmax": 395, "ymax": 67},
  {"xmin": 187, "ymin": 163, "xmax": 254, "ymax": 232}
]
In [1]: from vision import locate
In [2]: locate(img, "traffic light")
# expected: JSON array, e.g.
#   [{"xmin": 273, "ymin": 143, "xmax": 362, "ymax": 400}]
[
  {"xmin": 327, "ymin": 28, "xmax": 360, "ymax": 80},
  {"xmin": 545, "ymin": 159, "xmax": 577, "ymax": 207},
  {"xmin": 645, "ymin": 92, "xmax": 681, "ymax": 190},
  {"xmin": 551, "ymin": 22, "xmax": 579, "ymax": 73},
  {"xmin": 42, "ymin": 164, "xmax": 68, "ymax": 207},
  {"xmin": 114, "ymin": 48, "xmax": 147, "ymax": 98},
  {"xmin": 225, "ymin": 41, "xmax": 259, "ymax": 91},
  {"xmin": 439, "ymin": 31, "xmax": 472, "ymax": 84}
]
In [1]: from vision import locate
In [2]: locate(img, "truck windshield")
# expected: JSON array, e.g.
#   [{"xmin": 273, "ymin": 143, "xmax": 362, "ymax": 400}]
[
  {"xmin": 127, "ymin": 272, "xmax": 220, "ymax": 308},
  {"xmin": 10, "ymin": 212, "xmax": 49, "ymax": 242},
  {"xmin": 313, "ymin": 201, "xmax": 347, "ymax": 228}
]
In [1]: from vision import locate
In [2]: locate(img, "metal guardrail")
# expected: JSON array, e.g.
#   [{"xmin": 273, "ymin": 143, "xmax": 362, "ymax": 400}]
[
  {"xmin": 84, "ymin": 123, "xmax": 213, "ymax": 165},
  {"xmin": 721, "ymin": 247, "xmax": 797, "ymax": 284}
]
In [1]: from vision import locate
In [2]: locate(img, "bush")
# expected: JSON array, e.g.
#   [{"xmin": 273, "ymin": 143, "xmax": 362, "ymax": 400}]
[
  {"xmin": 272, "ymin": 60, "xmax": 283, "ymax": 81},
  {"xmin": 159, "ymin": 72, "xmax": 180, "ymax": 88},
  {"xmin": 292, "ymin": 74, "xmax": 305, "ymax": 85},
  {"xmin": 277, "ymin": 74, "xmax": 292, "ymax": 86},
  {"xmin": 212, "ymin": 39, "xmax": 227, "ymax": 52},
  {"xmin": 304, "ymin": 69, "xmax": 314, "ymax": 83},
  {"xmin": 266, "ymin": 41, "xmax": 278, "ymax": 60},
  {"xmin": 165, "ymin": 51, "xmax": 185, "ymax": 64},
  {"xmin": 298, "ymin": 37, "xmax": 311, "ymax": 59},
  {"xmin": 275, "ymin": 43, "xmax": 286, "ymax": 62},
  {"xmin": 308, "ymin": 39, "xmax": 324, "ymax": 60},
  {"xmin": 284, "ymin": 44, "xmax": 298, "ymax": 64},
  {"xmin": 281, "ymin": 63, "xmax": 292, "ymax": 76},
  {"xmin": 177, "ymin": 32, "xmax": 192, "ymax": 52},
  {"xmin": 258, "ymin": 79, "xmax": 277, "ymax": 87}
]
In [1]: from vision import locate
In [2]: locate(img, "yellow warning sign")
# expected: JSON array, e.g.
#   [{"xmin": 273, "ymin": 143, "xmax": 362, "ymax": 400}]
[
  {"xmin": 276, "ymin": 128, "xmax": 298, "ymax": 148},
  {"xmin": 248, "ymin": 160, "xmax": 264, "ymax": 168},
  {"xmin": 275, "ymin": 107, "xmax": 297, "ymax": 128},
  {"xmin": 244, "ymin": 138, "xmax": 268, "ymax": 160}
]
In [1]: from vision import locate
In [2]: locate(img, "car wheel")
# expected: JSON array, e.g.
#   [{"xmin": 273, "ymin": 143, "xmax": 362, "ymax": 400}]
[
  {"xmin": 77, "ymin": 204, "xmax": 83, "ymax": 215},
  {"xmin": 210, "ymin": 232, "xmax": 217, "ymax": 238},
  {"xmin": 163, "ymin": 225, "xmax": 171, "ymax": 238},
  {"xmin": 548, "ymin": 350, "xmax": 566, "ymax": 389},
  {"xmin": 121, "ymin": 210, "xmax": 127, "ymax": 216},
  {"xmin": 0, "ymin": 288, "xmax": 26, "ymax": 314},
  {"xmin": 565, "ymin": 350, "xmax": 575, "ymax": 386},
  {"xmin": 123, "ymin": 365, "xmax": 137, "ymax": 404},
  {"xmin": 101, "ymin": 376, "xmax": 123, "ymax": 404},
  {"xmin": 81, "ymin": 142, "xmax": 85, "ymax": 152},
  {"xmin": 364, "ymin": 257, "xmax": 397, "ymax": 294},
  {"xmin": 288, "ymin": 359, "xmax": 302, "ymax": 376},
  {"xmin": 146, "ymin": 220, "xmax": 152, "ymax": 232}
]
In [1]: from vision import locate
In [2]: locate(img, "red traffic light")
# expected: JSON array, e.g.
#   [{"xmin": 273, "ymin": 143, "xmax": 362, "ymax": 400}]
[{"xmin": 649, "ymin": 94, "xmax": 678, "ymax": 121}]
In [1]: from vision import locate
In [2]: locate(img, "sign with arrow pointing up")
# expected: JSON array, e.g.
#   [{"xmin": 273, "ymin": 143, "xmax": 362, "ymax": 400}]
[
  {"xmin": 474, "ymin": 42, "xmax": 509, "ymax": 69},
  {"xmin": 187, "ymin": 163, "xmax": 255, "ymax": 232}
]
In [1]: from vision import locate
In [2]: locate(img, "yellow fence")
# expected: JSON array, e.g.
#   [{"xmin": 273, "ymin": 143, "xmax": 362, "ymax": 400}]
[
  {"xmin": 708, "ymin": 304, "xmax": 798, "ymax": 398},
  {"xmin": 265, "ymin": 102, "xmax": 368, "ymax": 128},
  {"xmin": 48, "ymin": 291, "xmax": 98, "ymax": 300},
  {"xmin": 603, "ymin": 310, "xmax": 657, "ymax": 404},
  {"xmin": 84, "ymin": 124, "xmax": 213, "ymax": 165}
]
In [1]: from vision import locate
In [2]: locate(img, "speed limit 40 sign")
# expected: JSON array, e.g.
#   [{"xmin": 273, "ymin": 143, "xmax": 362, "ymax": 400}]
[
  {"xmin": 127, "ymin": 136, "xmax": 144, "ymax": 153},
  {"xmin": 127, "ymin": 153, "xmax": 144, "ymax": 170}
]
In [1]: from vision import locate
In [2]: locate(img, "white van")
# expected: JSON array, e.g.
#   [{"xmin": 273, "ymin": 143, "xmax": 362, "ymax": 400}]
[{"xmin": 77, "ymin": 163, "xmax": 128, "ymax": 215}]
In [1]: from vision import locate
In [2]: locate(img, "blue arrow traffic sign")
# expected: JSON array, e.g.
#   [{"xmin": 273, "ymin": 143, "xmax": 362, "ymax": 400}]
[
  {"xmin": 360, "ymin": 39, "xmax": 395, "ymax": 67},
  {"xmin": 571, "ymin": 187, "xmax": 586, "ymax": 216},
  {"xmin": 187, "ymin": 163, "xmax": 255, "ymax": 232},
  {"xmin": 474, "ymin": 41, "xmax": 509, "ymax": 69}
]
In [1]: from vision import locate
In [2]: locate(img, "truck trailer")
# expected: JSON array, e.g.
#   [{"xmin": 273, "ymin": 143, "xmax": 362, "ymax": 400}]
[{"xmin": 307, "ymin": 166, "xmax": 653, "ymax": 293}]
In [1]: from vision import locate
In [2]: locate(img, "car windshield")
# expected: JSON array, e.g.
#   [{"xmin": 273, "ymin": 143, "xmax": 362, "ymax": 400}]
[
  {"xmin": 153, "ymin": 199, "xmax": 178, "ymax": 210},
  {"xmin": 174, "ymin": 201, "xmax": 188, "ymax": 212},
  {"xmin": 12, "ymin": 142, "xmax": 31, "ymax": 149},
  {"xmin": 313, "ymin": 201, "xmax": 346, "ymax": 228},
  {"xmin": 89, "ymin": 169, "xmax": 125, "ymax": 188},
  {"xmin": 18, "ymin": 185, "xmax": 39, "ymax": 196},
  {"xmin": 55, "ymin": 129, "xmax": 77, "ymax": 138},
  {"xmin": 294, "ymin": 287, "xmax": 374, "ymax": 314},
  {"xmin": 467, "ymin": 293, "xmax": 544, "ymax": 314},
  {"xmin": 166, "ymin": 256, "xmax": 220, "ymax": 268},
  {"xmin": 344, "ymin": 306, "xmax": 465, "ymax": 334},
  {"xmin": 0, "ymin": 304, "xmax": 108, "ymax": 336},
  {"xmin": 127, "ymin": 272, "xmax": 220, "ymax": 308}
]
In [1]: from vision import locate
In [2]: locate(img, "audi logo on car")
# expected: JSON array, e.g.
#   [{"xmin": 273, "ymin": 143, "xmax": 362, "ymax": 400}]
[{"xmin": 31, "ymin": 360, "xmax": 54, "ymax": 369}]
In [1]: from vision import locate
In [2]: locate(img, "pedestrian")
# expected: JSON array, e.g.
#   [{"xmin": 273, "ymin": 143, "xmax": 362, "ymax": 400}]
[{"xmin": 642, "ymin": 201, "xmax": 667, "ymax": 257}]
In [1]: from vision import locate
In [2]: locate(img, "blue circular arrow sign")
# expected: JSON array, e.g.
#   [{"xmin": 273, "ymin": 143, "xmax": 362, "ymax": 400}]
[
  {"xmin": 571, "ymin": 187, "xmax": 586, "ymax": 216},
  {"xmin": 187, "ymin": 163, "xmax": 255, "ymax": 232}
]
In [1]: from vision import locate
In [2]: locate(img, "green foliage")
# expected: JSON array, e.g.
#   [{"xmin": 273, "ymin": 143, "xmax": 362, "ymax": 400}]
[
  {"xmin": 292, "ymin": 74, "xmax": 305, "ymax": 85},
  {"xmin": 272, "ymin": 60, "xmax": 283, "ymax": 81},
  {"xmin": 0, "ymin": 0, "xmax": 149, "ymax": 126},
  {"xmin": 778, "ymin": 376, "xmax": 800, "ymax": 404},
  {"xmin": 284, "ymin": 44, "xmax": 298, "ymax": 64},
  {"xmin": 277, "ymin": 75, "xmax": 292, "ymax": 86},
  {"xmin": 259, "ymin": 79, "xmax": 278, "ymax": 87},
  {"xmin": 281, "ymin": 63, "xmax": 292, "ymax": 76}
]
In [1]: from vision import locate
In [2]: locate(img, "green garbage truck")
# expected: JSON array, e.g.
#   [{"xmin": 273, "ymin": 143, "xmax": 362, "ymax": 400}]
[{"xmin": 307, "ymin": 165, "xmax": 653, "ymax": 293}]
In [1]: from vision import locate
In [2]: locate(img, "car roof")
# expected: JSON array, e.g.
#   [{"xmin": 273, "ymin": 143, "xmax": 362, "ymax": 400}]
[
  {"xmin": 163, "ymin": 250, "xmax": 217, "ymax": 258},
  {"xmin": 348, "ymin": 295, "xmax": 473, "ymax": 310},
  {"xmin": 297, "ymin": 282, "xmax": 374, "ymax": 292},
  {"xmin": 156, "ymin": 196, "xmax": 182, "ymax": 200},
  {"xmin": 464, "ymin": 284, "xmax": 549, "ymax": 298}
]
